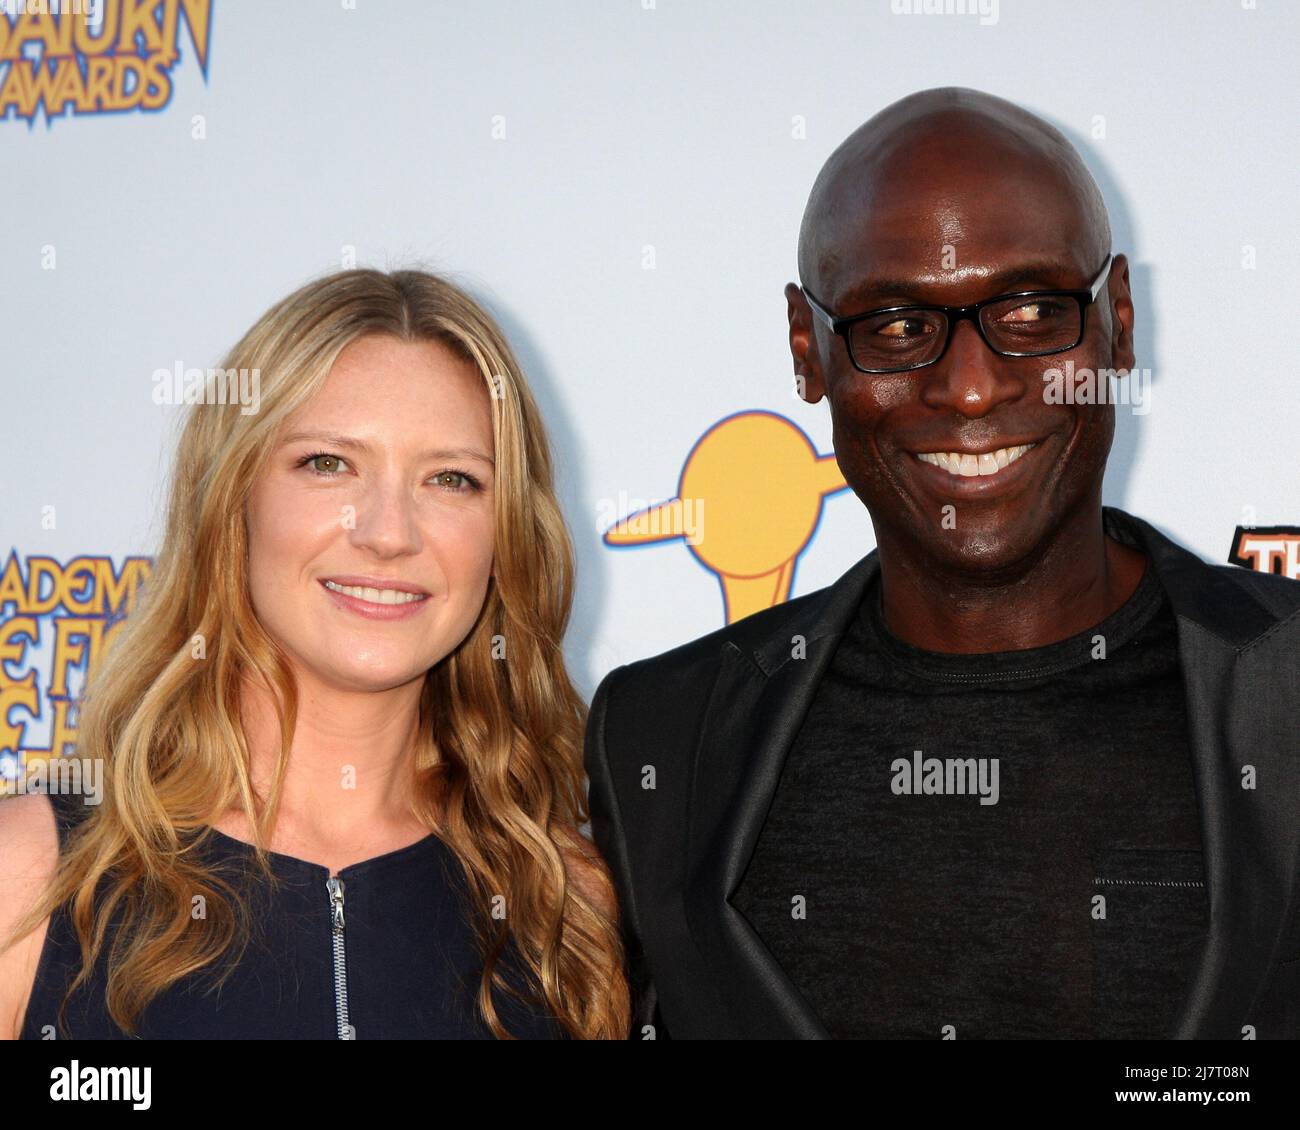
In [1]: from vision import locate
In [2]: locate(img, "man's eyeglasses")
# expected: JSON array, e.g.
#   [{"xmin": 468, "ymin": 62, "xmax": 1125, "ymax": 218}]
[{"xmin": 801, "ymin": 254, "xmax": 1113, "ymax": 375}]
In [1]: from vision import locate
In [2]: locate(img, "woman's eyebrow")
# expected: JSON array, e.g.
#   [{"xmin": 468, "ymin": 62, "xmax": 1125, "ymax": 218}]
[{"xmin": 280, "ymin": 431, "xmax": 494, "ymax": 465}]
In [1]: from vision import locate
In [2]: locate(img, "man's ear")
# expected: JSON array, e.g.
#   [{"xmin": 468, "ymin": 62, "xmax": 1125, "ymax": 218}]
[
  {"xmin": 785, "ymin": 282, "xmax": 827, "ymax": 405},
  {"xmin": 1108, "ymin": 253, "xmax": 1136, "ymax": 373}
]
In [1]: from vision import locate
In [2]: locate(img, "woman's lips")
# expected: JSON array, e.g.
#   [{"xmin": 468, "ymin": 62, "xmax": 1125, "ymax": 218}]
[{"xmin": 318, "ymin": 578, "xmax": 430, "ymax": 621}]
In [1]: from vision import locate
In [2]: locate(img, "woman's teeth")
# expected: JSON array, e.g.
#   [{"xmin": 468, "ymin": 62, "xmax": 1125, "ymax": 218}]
[
  {"xmin": 914, "ymin": 443, "xmax": 1037, "ymax": 478},
  {"xmin": 323, "ymin": 580, "xmax": 427, "ymax": 604}
]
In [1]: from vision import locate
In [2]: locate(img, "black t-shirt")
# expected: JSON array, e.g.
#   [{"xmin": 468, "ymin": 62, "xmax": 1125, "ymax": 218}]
[{"xmin": 732, "ymin": 557, "xmax": 1208, "ymax": 1039}]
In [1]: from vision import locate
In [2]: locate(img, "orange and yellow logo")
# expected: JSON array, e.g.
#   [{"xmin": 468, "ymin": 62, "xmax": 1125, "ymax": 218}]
[
  {"xmin": 603, "ymin": 410, "xmax": 848, "ymax": 624},
  {"xmin": 0, "ymin": 0, "xmax": 212, "ymax": 125},
  {"xmin": 0, "ymin": 552, "xmax": 151, "ymax": 791}
]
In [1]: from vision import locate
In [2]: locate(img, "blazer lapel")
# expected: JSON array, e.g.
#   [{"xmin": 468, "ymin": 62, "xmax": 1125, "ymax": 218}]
[
  {"xmin": 682, "ymin": 554, "xmax": 877, "ymax": 1038},
  {"xmin": 1106, "ymin": 509, "xmax": 1300, "ymax": 1039}
]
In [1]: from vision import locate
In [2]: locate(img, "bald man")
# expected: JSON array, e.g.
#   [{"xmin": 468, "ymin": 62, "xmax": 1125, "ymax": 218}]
[{"xmin": 585, "ymin": 88, "xmax": 1300, "ymax": 1040}]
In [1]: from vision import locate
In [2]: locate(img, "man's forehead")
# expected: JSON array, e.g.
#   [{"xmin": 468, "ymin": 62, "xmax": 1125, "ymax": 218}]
[
  {"xmin": 817, "ymin": 233, "xmax": 1091, "ymax": 309},
  {"xmin": 811, "ymin": 170, "xmax": 1098, "ymax": 305}
]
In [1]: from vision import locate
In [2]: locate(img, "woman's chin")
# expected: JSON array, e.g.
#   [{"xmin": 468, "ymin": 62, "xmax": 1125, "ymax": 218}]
[{"xmin": 305, "ymin": 659, "xmax": 434, "ymax": 695}]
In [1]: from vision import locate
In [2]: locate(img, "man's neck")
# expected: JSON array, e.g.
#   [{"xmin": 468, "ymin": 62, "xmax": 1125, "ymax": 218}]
[{"xmin": 874, "ymin": 505, "xmax": 1149, "ymax": 654}]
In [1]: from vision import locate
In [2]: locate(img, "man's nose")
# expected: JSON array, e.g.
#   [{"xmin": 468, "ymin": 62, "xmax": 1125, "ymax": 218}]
[
  {"xmin": 348, "ymin": 480, "xmax": 423, "ymax": 558},
  {"xmin": 919, "ymin": 317, "xmax": 1023, "ymax": 418}
]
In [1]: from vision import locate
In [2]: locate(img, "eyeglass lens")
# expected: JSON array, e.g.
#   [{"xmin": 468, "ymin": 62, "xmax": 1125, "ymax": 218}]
[{"xmin": 847, "ymin": 294, "xmax": 1083, "ymax": 371}]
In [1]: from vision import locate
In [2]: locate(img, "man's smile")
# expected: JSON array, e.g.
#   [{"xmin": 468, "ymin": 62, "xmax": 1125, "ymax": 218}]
[
  {"xmin": 904, "ymin": 437, "xmax": 1048, "ymax": 495},
  {"xmin": 913, "ymin": 441, "xmax": 1038, "ymax": 477}
]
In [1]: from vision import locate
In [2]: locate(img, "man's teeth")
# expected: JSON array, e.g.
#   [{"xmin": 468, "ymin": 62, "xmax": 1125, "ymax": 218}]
[
  {"xmin": 914, "ymin": 443, "xmax": 1037, "ymax": 478},
  {"xmin": 323, "ymin": 580, "xmax": 426, "ymax": 604}
]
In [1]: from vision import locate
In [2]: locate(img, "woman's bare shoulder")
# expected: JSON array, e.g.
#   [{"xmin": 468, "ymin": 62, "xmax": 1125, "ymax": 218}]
[{"xmin": 0, "ymin": 793, "xmax": 62, "ymax": 1039}]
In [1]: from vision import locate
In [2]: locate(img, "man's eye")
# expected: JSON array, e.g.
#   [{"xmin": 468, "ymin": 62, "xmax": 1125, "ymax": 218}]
[
  {"xmin": 878, "ymin": 317, "xmax": 934, "ymax": 338},
  {"xmin": 1001, "ymin": 299, "xmax": 1064, "ymax": 323}
]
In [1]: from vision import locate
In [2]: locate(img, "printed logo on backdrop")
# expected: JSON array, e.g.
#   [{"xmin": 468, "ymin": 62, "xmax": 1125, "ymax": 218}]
[
  {"xmin": 0, "ymin": 553, "xmax": 151, "ymax": 795},
  {"xmin": 1228, "ymin": 525, "xmax": 1300, "ymax": 579},
  {"xmin": 600, "ymin": 410, "xmax": 849, "ymax": 625},
  {"xmin": 0, "ymin": 0, "xmax": 213, "ymax": 126}
]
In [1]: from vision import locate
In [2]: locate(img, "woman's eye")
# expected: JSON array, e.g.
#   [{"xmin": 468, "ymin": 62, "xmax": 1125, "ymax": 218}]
[
  {"xmin": 303, "ymin": 453, "xmax": 348, "ymax": 475},
  {"xmin": 433, "ymin": 470, "xmax": 475, "ymax": 491}
]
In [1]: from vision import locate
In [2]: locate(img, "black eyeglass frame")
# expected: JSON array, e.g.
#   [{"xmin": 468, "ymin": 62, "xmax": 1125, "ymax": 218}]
[{"xmin": 801, "ymin": 253, "xmax": 1114, "ymax": 374}]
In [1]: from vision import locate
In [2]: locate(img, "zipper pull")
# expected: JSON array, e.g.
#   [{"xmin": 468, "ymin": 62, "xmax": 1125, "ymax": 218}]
[{"xmin": 327, "ymin": 876, "xmax": 345, "ymax": 930}]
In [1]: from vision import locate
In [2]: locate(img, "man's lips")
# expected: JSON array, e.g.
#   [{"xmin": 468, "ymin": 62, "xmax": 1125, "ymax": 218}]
[{"xmin": 904, "ymin": 438, "xmax": 1047, "ymax": 494}]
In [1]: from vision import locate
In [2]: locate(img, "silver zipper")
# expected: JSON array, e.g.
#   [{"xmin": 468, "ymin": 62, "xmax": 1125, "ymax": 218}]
[{"xmin": 326, "ymin": 877, "xmax": 354, "ymax": 1039}]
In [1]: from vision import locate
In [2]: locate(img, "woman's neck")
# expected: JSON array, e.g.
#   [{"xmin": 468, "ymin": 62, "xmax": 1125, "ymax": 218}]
[{"xmin": 215, "ymin": 668, "xmax": 432, "ymax": 866}]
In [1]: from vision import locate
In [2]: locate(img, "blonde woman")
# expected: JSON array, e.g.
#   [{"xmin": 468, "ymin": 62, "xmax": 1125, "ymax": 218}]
[{"xmin": 0, "ymin": 269, "xmax": 630, "ymax": 1040}]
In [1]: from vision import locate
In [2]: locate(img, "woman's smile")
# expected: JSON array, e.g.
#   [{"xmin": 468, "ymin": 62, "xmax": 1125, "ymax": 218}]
[{"xmin": 319, "ymin": 577, "xmax": 431, "ymax": 621}]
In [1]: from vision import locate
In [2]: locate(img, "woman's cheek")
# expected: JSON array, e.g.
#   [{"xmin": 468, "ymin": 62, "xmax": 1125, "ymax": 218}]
[{"xmin": 436, "ymin": 501, "xmax": 494, "ymax": 570}]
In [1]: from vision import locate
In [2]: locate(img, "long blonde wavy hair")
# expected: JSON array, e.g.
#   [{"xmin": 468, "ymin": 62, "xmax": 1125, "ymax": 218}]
[{"xmin": 4, "ymin": 268, "xmax": 629, "ymax": 1039}]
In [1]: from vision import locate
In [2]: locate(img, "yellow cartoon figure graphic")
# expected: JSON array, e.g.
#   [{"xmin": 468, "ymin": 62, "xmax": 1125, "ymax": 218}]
[{"xmin": 603, "ymin": 411, "xmax": 847, "ymax": 624}]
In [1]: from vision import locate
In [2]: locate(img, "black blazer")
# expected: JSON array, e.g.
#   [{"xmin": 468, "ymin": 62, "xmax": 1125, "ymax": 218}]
[{"xmin": 585, "ymin": 507, "xmax": 1300, "ymax": 1039}]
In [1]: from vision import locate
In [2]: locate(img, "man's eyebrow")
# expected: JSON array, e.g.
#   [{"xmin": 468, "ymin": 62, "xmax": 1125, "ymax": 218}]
[
  {"xmin": 279, "ymin": 431, "xmax": 495, "ymax": 465},
  {"xmin": 836, "ymin": 261, "xmax": 1078, "ymax": 310}
]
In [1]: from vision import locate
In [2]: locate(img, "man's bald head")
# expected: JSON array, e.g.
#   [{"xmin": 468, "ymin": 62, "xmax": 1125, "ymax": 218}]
[
  {"xmin": 797, "ymin": 87, "xmax": 1111, "ymax": 300},
  {"xmin": 783, "ymin": 85, "xmax": 1136, "ymax": 592}
]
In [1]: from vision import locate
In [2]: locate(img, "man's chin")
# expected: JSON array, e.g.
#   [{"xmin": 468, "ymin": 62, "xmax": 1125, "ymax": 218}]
[{"xmin": 908, "ymin": 516, "xmax": 1051, "ymax": 581}]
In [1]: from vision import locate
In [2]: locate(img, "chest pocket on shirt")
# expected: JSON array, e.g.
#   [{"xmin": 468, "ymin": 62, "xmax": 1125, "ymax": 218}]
[{"xmin": 1088, "ymin": 848, "xmax": 1209, "ymax": 1038}]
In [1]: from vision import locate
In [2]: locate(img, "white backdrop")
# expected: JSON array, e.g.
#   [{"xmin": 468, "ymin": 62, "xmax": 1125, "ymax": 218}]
[{"xmin": 3, "ymin": 1, "xmax": 1297, "ymax": 777}]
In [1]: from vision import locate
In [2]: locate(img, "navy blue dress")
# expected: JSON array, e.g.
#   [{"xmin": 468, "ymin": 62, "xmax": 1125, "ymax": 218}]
[{"xmin": 19, "ymin": 792, "xmax": 566, "ymax": 1039}]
